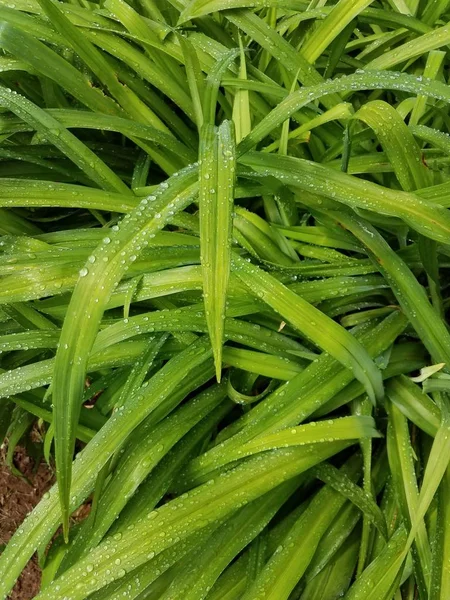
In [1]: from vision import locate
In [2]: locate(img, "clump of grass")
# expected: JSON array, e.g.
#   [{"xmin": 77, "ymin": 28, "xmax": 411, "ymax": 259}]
[{"xmin": 0, "ymin": 0, "xmax": 450, "ymax": 598}]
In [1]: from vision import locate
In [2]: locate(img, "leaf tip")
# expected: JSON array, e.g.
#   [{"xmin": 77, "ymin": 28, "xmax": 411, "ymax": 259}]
[
  {"xmin": 62, "ymin": 511, "xmax": 70, "ymax": 544},
  {"xmin": 214, "ymin": 354, "xmax": 222, "ymax": 383}
]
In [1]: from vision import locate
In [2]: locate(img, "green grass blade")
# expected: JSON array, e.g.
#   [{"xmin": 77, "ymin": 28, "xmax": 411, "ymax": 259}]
[
  {"xmin": 222, "ymin": 347, "xmax": 303, "ymax": 380},
  {"xmin": 60, "ymin": 383, "xmax": 228, "ymax": 572},
  {"xmin": 386, "ymin": 401, "xmax": 431, "ymax": 595},
  {"xmin": 330, "ymin": 212, "xmax": 450, "ymax": 367},
  {"xmin": 0, "ymin": 109, "xmax": 194, "ymax": 162},
  {"xmin": 0, "ymin": 337, "xmax": 213, "ymax": 598},
  {"xmin": 343, "ymin": 527, "xmax": 407, "ymax": 600},
  {"xmin": 0, "ymin": 87, "xmax": 130, "ymax": 194},
  {"xmin": 225, "ymin": 11, "xmax": 341, "ymax": 110},
  {"xmin": 301, "ymin": 0, "xmax": 375, "ymax": 64},
  {"xmin": 354, "ymin": 100, "xmax": 432, "ymax": 191},
  {"xmin": 237, "ymin": 71, "xmax": 450, "ymax": 155},
  {"xmin": 301, "ymin": 529, "xmax": 360, "ymax": 600},
  {"xmin": 409, "ymin": 50, "xmax": 445, "ymax": 126},
  {"xmin": 0, "ymin": 22, "xmax": 119, "ymax": 115},
  {"xmin": 366, "ymin": 22, "xmax": 450, "ymax": 71},
  {"xmin": 199, "ymin": 121, "xmax": 236, "ymax": 381},
  {"xmin": 241, "ymin": 457, "xmax": 362, "ymax": 600},
  {"xmin": 430, "ymin": 465, "xmax": 450, "ymax": 600},
  {"xmin": 161, "ymin": 482, "xmax": 297, "ymax": 600},
  {"xmin": 232, "ymin": 36, "xmax": 251, "ymax": 144},
  {"xmin": 36, "ymin": 0, "xmax": 158, "ymax": 128},
  {"xmin": 33, "ymin": 443, "xmax": 351, "ymax": 599},
  {"xmin": 232, "ymin": 254, "xmax": 383, "ymax": 403},
  {"xmin": 408, "ymin": 400, "xmax": 450, "ymax": 548},
  {"xmin": 0, "ymin": 179, "xmax": 138, "ymax": 213},
  {"xmin": 227, "ymin": 416, "xmax": 379, "ymax": 461},
  {"xmin": 240, "ymin": 153, "xmax": 450, "ymax": 243},
  {"xmin": 386, "ymin": 376, "xmax": 440, "ymax": 437},
  {"xmin": 52, "ymin": 166, "xmax": 198, "ymax": 536},
  {"xmin": 178, "ymin": 33, "xmax": 205, "ymax": 131},
  {"xmin": 180, "ymin": 313, "xmax": 406, "ymax": 487},
  {"xmin": 313, "ymin": 462, "xmax": 387, "ymax": 538}
]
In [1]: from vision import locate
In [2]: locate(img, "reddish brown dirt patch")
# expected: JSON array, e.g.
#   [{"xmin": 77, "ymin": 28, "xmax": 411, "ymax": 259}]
[{"xmin": 0, "ymin": 446, "xmax": 54, "ymax": 600}]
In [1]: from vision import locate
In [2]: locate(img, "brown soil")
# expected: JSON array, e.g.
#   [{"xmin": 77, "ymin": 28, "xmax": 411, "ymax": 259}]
[{"xmin": 0, "ymin": 446, "xmax": 54, "ymax": 600}]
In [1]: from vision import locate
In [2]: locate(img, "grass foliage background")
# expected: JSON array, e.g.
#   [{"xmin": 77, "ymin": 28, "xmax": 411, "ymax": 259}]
[{"xmin": 1, "ymin": 0, "xmax": 450, "ymax": 598}]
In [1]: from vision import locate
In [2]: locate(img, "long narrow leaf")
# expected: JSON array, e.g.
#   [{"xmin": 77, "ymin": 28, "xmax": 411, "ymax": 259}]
[{"xmin": 199, "ymin": 121, "xmax": 235, "ymax": 380}]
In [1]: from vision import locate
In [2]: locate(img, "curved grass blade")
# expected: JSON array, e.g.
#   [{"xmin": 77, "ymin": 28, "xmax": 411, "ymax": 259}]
[
  {"xmin": 59, "ymin": 383, "xmax": 228, "ymax": 571},
  {"xmin": 301, "ymin": 529, "xmax": 360, "ymax": 600},
  {"xmin": 0, "ymin": 109, "xmax": 194, "ymax": 162},
  {"xmin": 232, "ymin": 254, "xmax": 383, "ymax": 403},
  {"xmin": 386, "ymin": 375, "xmax": 440, "ymax": 438},
  {"xmin": 354, "ymin": 100, "xmax": 432, "ymax": 191},
  {"xmin": 313, "ymin": 462, "xmax": 387, "ymax": 539},
  {"xmin": 92, "ymin": 304, "xmax": 308, "ymax": 358},
  {"xmin": 20, "ymin": 0, "xmax": 187, "ymax": 172},
  {"xmin": 409, "ymin": 50, "xmax": 445, "ymax": 126},
  {"xmin": 233, "ymin": 207, "xmax": 296, "ymax": 266},
  {"xmin": 52, "ymin": 165, "xmax": 198, "ymax": 537},
  {"xmin": 5, "ymin": 407, "xmax": 35, "ymax": 478},
  {"xmin": 181, "ymin": 313, "xmax": 406, "ymax": 487},
  {"xmin": 343, "ymin": 526, "xmax": 407, "ymax": 600},
  {"xmin": 0, "ymin": 337, "xmax": 213, "ymax": 599},
  {"xmin": 178, "ymin": 0, "xmax": 305, "ymax": 20},
  {"xmin": 160, "ymin": 481, "xmax": 297, "ymax": 600},
  {"xmin": 109, "ymin": 398, "xmax": 227, "ymax": 535},
  {"xmin": 262, "ymin": 102, "xmax": 353, "ymax": 154},
  {"xmin": 0, "ymin": 22, "xmax": 118, "ymax": 115},
  {"xmin": 178, "ymin": 33, "xmax": 205, "ymax": 131},
  {"xmin": 0, "ymin": 6, "xmax": 65, "ymax": 45},
  {"xmin": 0, "ymin": 179, "xmax": 138, "ymax": 213},
  {"xmin": 224, "ymin": 11, "xmax": 341, "ymax": 110},
  {"xmin": 419, "ymin": 234, "xmax": 443, "ymax": 318},
  {"xmin": 85, "ymin": 407, "xmax": 231, "ymax": 600},
  {"xmin": 0, "ymin": 87, "xmax": 130, "ymax": 194},
  {"xmin": 366, "ymin": 22, "xmax": 450, "ymax": 71},
  {"xmin": 82, "ymin": 30, "xmax": 195, "ymax": 121},
  {"xmin": 239, "ymin": 152, "xmax": 450, "ymax": 243},
  {"xmin": 32, "ymin": 443, "xmax": 352, "ymax": 600},
  {"xmin": 0, "ymin": 207, "xmax": 42, "ymax": 236},
  {"xmin": 241, "ymin": 457, "xmax": 362, "ymax": 600},
  {"xmin": 202, "ymin": 49, "xmax": 239, "ymax": 127},
  {"xmin": 222, "ymin": 347, "xmax": 303, "ymax": 380},
  {"xmin": 226, "ymin": 416, "xmax": 380, "ymax": 462},
  {"xmin": 329, "ymin": 212, "xmax": 450, "ymax": 367},
  {"xmin": 237, "ymin": 71, "xmax": 450, "ymax": 155},
  {"xmin": 304, "ymin": 500, "xmax": 362, "ymax": 585},
  {"xmin": 421, "ymin": 0, "xmax": 450, "ymax": 24},
  {"xmin": 407, "ymin": 398, "xmax": 450, "ymax": 550},
  {"xmin": 36, "ymin": 0, "xmax": 162, "ymax": 129}
]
